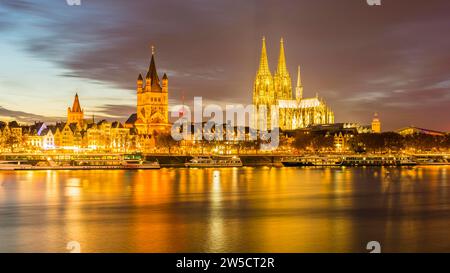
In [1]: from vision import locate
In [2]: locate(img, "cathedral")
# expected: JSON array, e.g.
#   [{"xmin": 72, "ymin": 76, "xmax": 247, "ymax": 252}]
[
  {"xmin": 134, "ymin": 48, "xmax": 170, "ymax": 135},
  {"xmin": 253, "ymin": 37, "xmax": 334, "ymax": 130}
]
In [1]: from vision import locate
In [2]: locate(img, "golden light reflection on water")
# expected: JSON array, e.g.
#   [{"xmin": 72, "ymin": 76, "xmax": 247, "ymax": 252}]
[{"xmin": 0, "ymin": 166, "xmax": 449, "ymax": 253}]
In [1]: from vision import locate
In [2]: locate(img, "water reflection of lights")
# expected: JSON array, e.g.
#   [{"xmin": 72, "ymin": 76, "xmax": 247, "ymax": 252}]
[
  {"xmin": 66, "ymin": 178, "xmax": 82, "ymax": 197},
  {"xmin": 209, "ymin": 169, "xmax": 225, "ymax": 252},
  {"xmin": 0, "ymin": 173, "xmax": 4, "ymax": 198},
  {"xmin": 45, "ymin": 171, "xmax": 59, "ymax": 198},
  {"xmin": 212, "ymin": 170, "xmax": 221, "ymax": 192},
  {"xmin": 1, "ymin": 166, "xmax": 449, "ymax": 252}
]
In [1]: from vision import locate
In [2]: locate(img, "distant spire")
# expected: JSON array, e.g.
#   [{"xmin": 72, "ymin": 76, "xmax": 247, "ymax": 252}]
[
  {"xmin": 276, "ymin": 38, "xmax": 289, "ymax": 76},
  {"xmin": 257, "ymin": 36, "xmax": 271, "ymax": 76},
  {"xmin": 296, "ymin": 66, "xmax": 301, "ymax": 87},
  {"xmin": 295, "ymin": 65, "xmax": 303, "ymax": 100},
  {"xmin": 72, "ymin": 93, "xmax": 82, "ymax": 112}
]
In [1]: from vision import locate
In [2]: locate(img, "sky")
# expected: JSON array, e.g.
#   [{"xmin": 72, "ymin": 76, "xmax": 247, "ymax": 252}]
[{"xmin": 0, "ymin": 0, "xmax": 449, "ymax": 131}]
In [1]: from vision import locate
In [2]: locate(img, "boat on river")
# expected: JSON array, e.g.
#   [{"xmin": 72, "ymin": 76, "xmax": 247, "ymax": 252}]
[
  {"xmin": 282, "ymin": 156, "xmax": 342, "ymax": 167},
  {"xmin": 341, "ymin": 155, "xmax": 417, "ymax": 166},
  {"xmin": 282, "ymin": 155, "xmax": 418, "ymax": 167},
  {"xmin": 412, "ymin": 154, "xmax": 449, "ymax": 165},
  {"xmin": 185, "ymin": 156, "xmax": 243, "ymax": 168},
  {"xmin": 0, "ymin": 160, "xmax": 160, "ymax": 170},
  {"xmin": 0, "ymin": 153, "xmax": 160, "ymax": 170}
]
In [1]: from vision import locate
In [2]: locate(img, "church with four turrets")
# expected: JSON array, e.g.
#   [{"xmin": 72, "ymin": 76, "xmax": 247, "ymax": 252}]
[{"xmin": 133, "ymin": 48, "xmax": 170, "ymax": 135}]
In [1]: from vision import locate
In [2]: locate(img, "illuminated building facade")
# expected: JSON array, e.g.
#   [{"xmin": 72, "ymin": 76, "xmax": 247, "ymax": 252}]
[
  {"xmin": 397, "ymin": 126, "xmax": 447, "ymax": 137},
  {"xmin": 253, "ymin": 37, "xmax": 334, "ymax": 130},
  {"xmin": 371, "ymin": 113, "xmax": 381, "ymax": 133}
]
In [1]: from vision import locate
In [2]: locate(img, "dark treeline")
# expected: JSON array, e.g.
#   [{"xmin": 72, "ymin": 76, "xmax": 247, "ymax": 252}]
[{"xmin": 293, "ymin": 131, "xmax": 450, "ymax": 153}]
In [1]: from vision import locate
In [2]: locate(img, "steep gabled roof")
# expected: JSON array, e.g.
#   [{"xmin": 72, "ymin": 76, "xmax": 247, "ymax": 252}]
[
  {"xmin": 46, "ymin": 125, "xmax": 58, "ymax": 135},
  {"xmin": 111, "ymin": 121, "xmax": 124, "ymax": 128},
  {"xmin": 68, "ymin": 123, "xmax": 79, "ymax": 133},
  {"xmin": 97, "ymin": 119, "xmax": 108, "ymax": 126},
  {"xmin": 71, "ymin": 93, "xmax": 82, "ymax": 112},
  {"xmin": 56, "ymin": 122, "xmax": 66, "ymax": 131},
  {"xmin": 125, "ymin": 113, "xmax": 137, "ymax": 125}
]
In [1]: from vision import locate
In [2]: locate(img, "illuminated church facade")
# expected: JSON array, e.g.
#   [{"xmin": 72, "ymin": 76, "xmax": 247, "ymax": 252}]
[
  {"xmin": 253, "ymin": 37, "xmax": 334, "ymax": 130},
  {"xmin": 134, "ymin": 48, "xmax": 170, "ymax": 135}
]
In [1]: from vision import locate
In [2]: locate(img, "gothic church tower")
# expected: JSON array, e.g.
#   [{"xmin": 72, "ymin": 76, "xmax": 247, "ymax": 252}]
[
  {"xmin": 135, "ymin": 47, "xmax": 169, "ymax": 135},
  {"xmin": 67, "ymin": 93, "xmax": 84, "ymax": 126}
]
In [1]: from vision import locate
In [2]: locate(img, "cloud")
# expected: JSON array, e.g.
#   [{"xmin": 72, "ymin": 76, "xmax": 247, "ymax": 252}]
[
  {"xmin": 0, "ymin": 103, "xmax": 137, "ymax": 124},
  {"xmin": 94, "ymin": 104, "xmax": 135, "ymax": 120},
  {"xmin": 1, "ymin": 0, "xmax": 450, "ymax": 131},
  {"xmin": 0, "ymin": 106, "xmax": 63, "ymax": 123}
]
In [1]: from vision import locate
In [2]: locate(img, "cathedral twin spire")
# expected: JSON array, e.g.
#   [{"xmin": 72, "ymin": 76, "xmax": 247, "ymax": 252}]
[
  {"xmin": 276, "ymin": 38, "xmax": 288, "ymax": 77},
  {"xmin": 253, "ymin": 37, "xmax": 335, "ymax": 130},
  {"xmin": 256, "ymin": 36, "xmax": 294, "ymax": 101},
  {"xmin": 257, "ymin": 37, "xmax": 271, "ymax": 76},
  {"xmin": 257, "ymin": 37, "xmax": 290, "ymax": 77}
]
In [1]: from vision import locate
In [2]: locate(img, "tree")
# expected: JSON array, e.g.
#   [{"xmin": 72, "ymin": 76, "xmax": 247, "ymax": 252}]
[
  {"xmin": 403, "ymin": 133, "xmax": 447, "ymax": 151},
  {"xmin": 382, "ymin": 132, "xmax": 404, "ymax": 152},
  {"xmin": 354, "ymin": 133, "xmax": 384, "ymax": 153},
  {"xmin": 292, "ymin": 132, "xmax": 312, "ymax": 151},
  {"xmin": 311, "ymin": 135, "xmax": 334, "ymax": 152}
]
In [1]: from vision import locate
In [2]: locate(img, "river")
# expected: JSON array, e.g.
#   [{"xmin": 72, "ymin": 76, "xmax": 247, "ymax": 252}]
[{"xmin": 0, "ymin": 166, "xmax": 449, "ymax": 252}]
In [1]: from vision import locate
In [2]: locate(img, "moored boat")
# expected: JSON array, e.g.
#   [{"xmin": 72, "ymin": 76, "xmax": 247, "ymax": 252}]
[
  {"xmin": 282, "ymin": 156, "xmax": 342, "ymax": 167},
  {"xmin": 341, "ymin": 155, "xmax": 417, "ymax": 166},
  {"xmin": 281, "ymin": 157, "xmax": 314, "ymax": 167},
  {"xmin": 412, "ymin": 154, "xmax": 449, "ymax": 165},
  {"xmin": 0, "ymin": 161, "xmax": 34, "ymax": 170},
  {"xmin": 396, "ymin": 157, "xmax": 418, "ymax": 166},
  {"xmin": 0, "ymin": 158, "xmax": 160, "ymax": 170},
  {"xmin": 282, "ymin": 155, "xmax": 419, "ymax": 167},
  {"xmin": 185, "ymin": 156, "xmax": 243, "ymax": 168}
]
